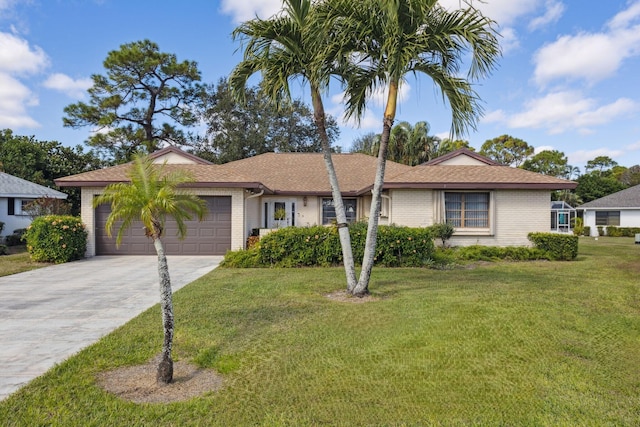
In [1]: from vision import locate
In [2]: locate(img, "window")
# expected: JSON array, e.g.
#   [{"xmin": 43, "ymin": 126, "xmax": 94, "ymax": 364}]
[
  {"xmin": 322, "ymin": 198, "xmax": 357, "ymax": 225},
  {"xmin": 445, "ymin": 192, "xmax": 489, "ymax": 228},
  {"xmin": 7, "ymin": 197, "xmax": 15, "ymax": 216},
  {"xmin": 19, "ymin": 199, "xmax": 33, "ymax": 216},
  {"xmin": 595, "ymin": 211, "xmax": 620, "ymax": 226}
]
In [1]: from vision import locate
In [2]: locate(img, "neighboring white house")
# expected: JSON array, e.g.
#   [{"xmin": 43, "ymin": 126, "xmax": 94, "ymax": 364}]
[
  {"xmin": 55, "ymin": 147, "xmax": 576, "ymax": 257},
  {"xmin": 579, "ymin": 184, "xmax": 640, "ymax": 236},
  {"xmin": 0, "ymin": 172, "xmax": 68, "ymax": 237}
]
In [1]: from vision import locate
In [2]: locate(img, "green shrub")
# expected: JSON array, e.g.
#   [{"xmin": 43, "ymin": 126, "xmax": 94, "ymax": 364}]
[
  {"xmin": 0, "ymin": 221, "xmax": 4, "ymax": 235},
  {"xmin": 605, "ymin": 227, "xmax": 640, "ymax": 237},
  {"xmin": 583, "ymin": 226, "xmax": 591, "ymax": 236},
  {"xmin": 246, "ymin": 223, "xmax": 435, "ymax": 268},
  {"xmin": 24, "ymin": 216, "xmax": 87, "ymax": 263},
  {"xmin": 0, "ymin": 244, "xmax": 7, "ymax": 256},
  {"xmin": 4, "ymin": 229, "xmax": 26, "ymax": 246},
  {"xmin": 597, "ymin": 226, "xmax": 604, "ymax": 236},
  {"xmin": 572, "ymin": 217, "xmax": 584, "ymax": 236},
  {"xmin": 431, "ymin": 222, "xmax": 455, "ymax": 247},
  {"xmin": 220, "ymin": 247, "xmax": 263, "ymax": 268},
  {"xmin": 456, "ymin": 245, "xmax": 550, "ymax": 261},
  {"xmin": 527, "ymin": 232, "xmax": 578, "ymax": 260}
]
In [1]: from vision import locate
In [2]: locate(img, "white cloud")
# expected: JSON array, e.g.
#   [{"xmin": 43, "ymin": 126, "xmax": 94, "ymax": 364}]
[
  {"xmin": 533, "ymin": 2, "xmax": 640, "ymax": 85},
  {"xmin": 626, "ymin": 141, "xmax": 640, "ymax": 151},
  {"xmin": 607, "ymin": 0, "xmax": 640, "ymax": 30},
  {"xmin": 499, "ymin": 27, "xmax": 520, "ymax": 53},
  {"xmin": 0, "ymin": 72, "xmax": 39, "ymax": 128},
  {"xmin": 439, "ymin": 0, "xmax": 541, "ymax": 27},
  {"xmin": 220, "ymin": 0, "xmax": 282, "ymax": 23},
  {"xmin": 495, "ymin": 91, "xmax": 637, "ymax": 134},
  {"xmin": 0, "ymin": 31, "xmax": 48, "ymax": 74},
  {"xmin": 569, "ymin": 148, "xmax": 625, "ymax": 164},
  {"xmin": 43, "ymin": 73, "xmax": 92, "ymax": 99},
  {"xmin": 534, "ymin": 145, "xmax": 555, "ymax": 153},
  {"xmin": 528, "ymin": 1, "xmax": 564, "ymax": 31},
  {"xmin": 480, "ymin": 109, "xmax": 507, "ymax": 123}
]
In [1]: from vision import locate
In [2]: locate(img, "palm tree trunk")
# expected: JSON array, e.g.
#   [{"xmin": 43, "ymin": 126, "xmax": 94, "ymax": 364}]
[
  {"xmin": 352, "ymin": 81, "xmax": 398, "ymax": 297},
  {"xmin": 311, "ymin": 86, "xmax": 357, "ymax": 292},
  {"xmin": 153, "ymin": 238, "xmax": 174, "ymax": 384}
]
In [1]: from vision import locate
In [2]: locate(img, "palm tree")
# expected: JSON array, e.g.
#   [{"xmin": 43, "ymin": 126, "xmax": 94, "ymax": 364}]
[
  {"xmin": 372, "ymin": 121, "xmax": 435, "ymax": 165},
  {"xmin": 230, "ymin": 0, "xmax": 358, "ymax": 291},
  {"xmin": 324, "ymin": 0, "xmax": 501, "ymax": 296},
  {"xmin": 93, "ymin": 155, "xmax": 206, "ymax": 383}
]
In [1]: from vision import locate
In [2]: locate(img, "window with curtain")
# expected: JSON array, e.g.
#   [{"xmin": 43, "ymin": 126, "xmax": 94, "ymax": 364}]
[
  {"xmin": 445, "ymin": 192, "xmax": 489, "ymax": 228},
  {"xmin": 322, "ymin": 198, "xmax": 357, "ymax": 225}
]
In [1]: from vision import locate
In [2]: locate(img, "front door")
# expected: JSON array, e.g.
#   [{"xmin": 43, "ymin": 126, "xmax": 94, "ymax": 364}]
[{"xmin": 264, "ymin": 200, "xmax": 296, "ymax": 228}]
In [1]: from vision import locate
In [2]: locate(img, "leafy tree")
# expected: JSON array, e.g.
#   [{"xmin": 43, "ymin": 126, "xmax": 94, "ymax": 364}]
[
  {"xmin": 0, "ymin": 129, "xmax": 105, "ymax": 214},
  {"xmin": 585, "ymin": 156, "xmax": 617, "ymax": 175},
  {"xmin": 432, "ymin": 138, "xmax": 474, "ymax": 158},
  {"xmin": 230, "ymin": 0, "xmax": 359, "ymax": 292},
  {"xmin": 350, "ymin": 132, "xmax": 379, "ymax": 154},
  {"xmin": 620, "ymin": 165, "xmax": 640, "ymax": 186},
  {"xmin": 376, "ymin": 121, "xmax": 438, "ymax": 165},
  {"xmin": 93, "ymin": 155, "xmax": 206, "ymax": 384},
  {"xmin": 521, "ymin": 149, "xmax": 569, "ymax": 177},
  {"xmin": 192, "ymin": 79, "xmax": 339, "ymax": 163},
  {"xmin": 63, "ymin": 40, "xmax": 205, "ymax": 161},
  {"xmin": 480, "ymin": 135, "xmax": 533, "ymax": 167},
  {"xmin": 575, "ymin": 173, "xmax": 627, "ymax": 204},
  {"xmin": 325, "ymin": 0, "xmax": 500, "ymax": 296}
]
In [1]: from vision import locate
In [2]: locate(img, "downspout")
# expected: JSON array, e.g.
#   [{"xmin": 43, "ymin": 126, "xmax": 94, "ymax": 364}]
[{"xmin": 244, "ymin": 189, "xmax": 264, "ymax": 249}]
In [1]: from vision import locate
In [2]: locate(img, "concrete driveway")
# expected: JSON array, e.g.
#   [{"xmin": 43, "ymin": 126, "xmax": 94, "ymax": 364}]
[{"xmin": 0, "ymin": 255, "xmax": 222, "ymax": 401}]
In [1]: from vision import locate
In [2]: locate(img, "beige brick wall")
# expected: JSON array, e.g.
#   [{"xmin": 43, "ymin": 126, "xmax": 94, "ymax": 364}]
[
  {"xmin": 82, "ymin": 187, "xmax": 245, "ymax": 257},
  {"xmin": 388, "ymin": 189, "xmax": 550, "ymax": 246}
]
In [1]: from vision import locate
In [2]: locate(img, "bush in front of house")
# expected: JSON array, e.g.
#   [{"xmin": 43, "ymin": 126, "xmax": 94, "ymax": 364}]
[
  {"xmin": 4, "ymin": 228, "xmax": 27, "ymax": 246},
  {"xmin": 527, "ymin": 232, "xmax": 578, "ymax": 260},
  {"xmin": 455, "ymin": 245, "xmax": 550, "ymax": 261},
  {"xmin": 605, "ymin": 226, "xmax": 640, "ymax": 237},
  {"xmin": 583, "ymin": 226, "xmax": 591, "ymax": 237},
  {"xmin": 431, "ymin": 222, "xmax": 455, "ymax": 247},
  {"xmin": 24, "ymin": 215, "xmax": 87, "ymax": 263},
  {"xmin": 241, "ymin": 223, "xmax": 435, "ymax": 268}
]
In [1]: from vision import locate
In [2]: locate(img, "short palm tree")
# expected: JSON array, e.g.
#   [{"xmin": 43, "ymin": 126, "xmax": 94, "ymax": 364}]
[
  {"xmin": 323, "ymin": 0, "xmax": 501, "ymax": 296},
  {"xmin": 93, "ymin": 154, "xmax": 206, "ymax": 383},
  {"xmin": 230, "ymin": 0, "xmax": 358, "ymax": 291}
]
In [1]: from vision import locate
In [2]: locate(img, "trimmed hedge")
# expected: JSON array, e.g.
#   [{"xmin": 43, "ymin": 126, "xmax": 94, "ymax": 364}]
[
  {"xmin": 455, "ymin": 245, "xmax": 550, "ymax": 261},
  {"xmin": 527, "ymin": 232, "xmax": 578, "ymax": 260},
  {"xmin": 235, "ymin": 222, "xmax": 435, "ymax": 268},
  {"xmin": 24, "ymin": 215, "xmax": 87, "ymax": 263},
  {"xmin": 605, "ymin": 226, "xmax": 640, "ymax": 237}
]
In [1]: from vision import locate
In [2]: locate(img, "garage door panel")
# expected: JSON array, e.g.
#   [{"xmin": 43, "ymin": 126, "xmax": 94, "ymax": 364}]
[{"xmin": 96, "ymin": 196, "xmax": 231, "ymax": 255}]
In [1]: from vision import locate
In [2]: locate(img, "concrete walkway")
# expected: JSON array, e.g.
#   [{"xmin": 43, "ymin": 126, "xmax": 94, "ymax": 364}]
[{"xmin": 0, "ymin": 255, "xmax": 222, "ymax": 401}]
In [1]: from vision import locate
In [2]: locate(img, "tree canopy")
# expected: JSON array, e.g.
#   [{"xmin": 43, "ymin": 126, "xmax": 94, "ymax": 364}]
[
  {"xmin": 63, "ymin": 40, "xmax": 205, "ymax": 162},
  {"xmin": 191, "ymin": 79, "xmax": 340, "ymax": 163},
  {"xmin": 521, "ymin": 149, "xmax": 570, "ymax": 177},
  {"xmin": 0, "ymin": 129, "xmax": 105, "ymax": 214},
  {"xmin": 480, "ymin": 135, "xmax": 533, "ymax": 167}
]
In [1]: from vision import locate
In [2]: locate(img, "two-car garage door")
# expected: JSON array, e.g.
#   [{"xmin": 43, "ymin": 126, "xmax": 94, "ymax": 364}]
[{"xmin": 95, "ymin": 196, "xmax": 231, "ymax": 255}]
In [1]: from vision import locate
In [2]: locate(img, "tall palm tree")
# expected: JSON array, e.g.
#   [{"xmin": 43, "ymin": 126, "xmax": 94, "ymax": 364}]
[
  {"xmin": 229, "ymin": 0, "xmax": 358, "ymax": 291},
  {"xmin": 324, "ymin": 0, "xmax": 501, "ymax": 296},
  {"xmin": 93, "ymin": 155, "xmax": 206, "ymax": 383}
]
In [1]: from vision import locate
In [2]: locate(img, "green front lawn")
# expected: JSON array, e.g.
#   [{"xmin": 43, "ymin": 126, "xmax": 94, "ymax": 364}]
[
  {"xmin": 2, "ymin": 237, "xmax": 639, "ymax": 425},
  {"xmin": 0, "ymin": 247, "xmax": 50, "ymax": 277}
]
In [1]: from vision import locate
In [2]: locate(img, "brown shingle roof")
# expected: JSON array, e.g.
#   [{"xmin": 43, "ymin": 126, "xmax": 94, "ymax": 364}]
[
  {"xmin": 385, "ymin": 165, "xmax": 576, "ymax": 189},
  {"xmin": 55, "ymin": 151, "xmax": 576, "ymax": 192},
  {"xmin": 217, "ymin": 153, "xmax": 412, "ymax": 195}
]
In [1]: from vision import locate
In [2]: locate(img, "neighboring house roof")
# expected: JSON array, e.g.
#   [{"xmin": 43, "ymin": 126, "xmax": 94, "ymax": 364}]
[
  {"xmin": 0, "ymin": 172, "xmax": 68, "ymax": 199},
  {"xmin": 422, "ymin": 148, "xmax": 500, "ymax": 166},
  {"xmin": 55, "ymin": 148, "xmax": 576, "ymax": 193},
  {"xmin": 578, "ymin": 184, "xmax": 640, "ymax": 209}
]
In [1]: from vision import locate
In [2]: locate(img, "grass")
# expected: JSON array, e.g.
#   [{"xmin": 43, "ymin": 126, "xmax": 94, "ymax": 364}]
[
  {"xmin": 1, "ymin": 237, "xmax": 639, "ymax": 425},
  {"xmin": 0, "ymin": 246, "xmax": 51, "ymax": 277}
]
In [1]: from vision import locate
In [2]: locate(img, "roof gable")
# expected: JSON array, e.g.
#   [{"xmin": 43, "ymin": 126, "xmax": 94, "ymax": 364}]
[
  {"xmin": 0, "ymin": 173, "xmax": 68, "ymax": 199},
  {"xmin": 149, "ymin": 146, "xmax": 212, "ymax": 165},
  {"xmin": 423, "ymin": 148, "xmax": 499, "ymax": 166}
]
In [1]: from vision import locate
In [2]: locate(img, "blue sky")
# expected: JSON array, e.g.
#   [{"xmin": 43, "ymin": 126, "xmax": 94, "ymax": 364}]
[{"xmin": 1, "ymin": 0, "xmax": 640, "ymax": 171}]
